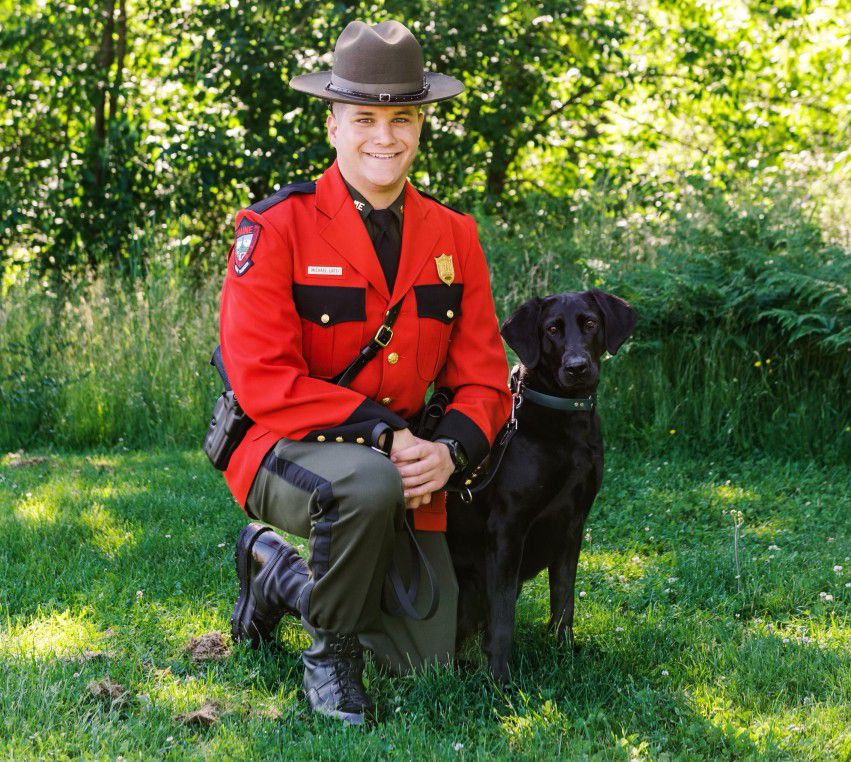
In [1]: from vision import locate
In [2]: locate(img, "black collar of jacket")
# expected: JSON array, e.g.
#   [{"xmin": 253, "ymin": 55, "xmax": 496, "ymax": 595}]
[{"xmin": 342, "ymin": 177, "xmax": 405, "ymax": 226}]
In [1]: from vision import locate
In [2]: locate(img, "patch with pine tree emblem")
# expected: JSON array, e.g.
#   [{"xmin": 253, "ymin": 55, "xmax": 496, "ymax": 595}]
[{"xmin": 232, "ymin": 219, "xmax": 261, "ymax": 277}]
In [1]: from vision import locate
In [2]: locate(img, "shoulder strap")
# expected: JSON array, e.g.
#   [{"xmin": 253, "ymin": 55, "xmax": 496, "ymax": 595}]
[{"xmin": 248, "ymin": 180, "xmax": 316, "ymax": 215}]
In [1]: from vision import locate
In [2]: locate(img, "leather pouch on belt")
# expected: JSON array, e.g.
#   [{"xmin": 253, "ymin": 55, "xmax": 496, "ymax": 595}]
[{"xmin": 203, "ymin": 390, "xmax": 254, "ymax": 470}]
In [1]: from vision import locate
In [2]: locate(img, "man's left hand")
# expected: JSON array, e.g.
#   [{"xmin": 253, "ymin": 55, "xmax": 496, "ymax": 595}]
[{"xmin": 390, "ymin": 437, "xmax": 456, "ymax": 509}]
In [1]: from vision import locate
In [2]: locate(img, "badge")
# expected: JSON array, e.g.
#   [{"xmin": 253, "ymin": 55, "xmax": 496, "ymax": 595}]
[
  {"xmin": 232, "ymin": 221, "xmax": 260, "ymax": 276},
  {"xmin": 434, "ymin": 253, "xmax": 455, "ymax": 286},
  {"xmin": 307, "ymin": 265, "xmax": 343, "ymax": 276}
]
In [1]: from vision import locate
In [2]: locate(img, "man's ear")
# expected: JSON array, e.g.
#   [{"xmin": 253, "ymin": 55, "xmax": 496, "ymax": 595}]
[
  {"xmin": 501, "ymin": 297, "xmax": 544, "ymax": 369},
  {"xmin": 589, "ymin": 289, "xmax": 637, "ymax": 355},
  {"xmin": 326, "ymin": 110, "xmax": 337, "ymax": 147}
]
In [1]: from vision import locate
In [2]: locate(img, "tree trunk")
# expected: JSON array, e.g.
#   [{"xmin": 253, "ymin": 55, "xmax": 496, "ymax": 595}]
[
  {"xmin": 92, "ymin": 0, "xmax": 116, "ymax": 190},
  {"xmin": 107, "ymin": 0, "xmax": 127, "ymax": 124}
]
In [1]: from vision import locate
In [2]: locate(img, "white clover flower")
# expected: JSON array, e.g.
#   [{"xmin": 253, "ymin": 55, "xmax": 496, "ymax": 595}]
[
  {"xmin": 833, "ymin": 565, "xmax": 843, "ymax": 573},
  {"xmin": 768, "ymin": 544, "xmax": 780, "ymax": 551},
  {"xmin": 579, "ymin": 591, "xmax": 587, "ymax": 598}
]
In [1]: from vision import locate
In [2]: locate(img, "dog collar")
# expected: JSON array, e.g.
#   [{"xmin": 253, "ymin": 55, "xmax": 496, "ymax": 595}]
[
  {"xmin": 509, "ymin": 365, "xmax": 597, "ymax": 411},
  {"xmin": 521, "ymin": 386, "xmax": 597, "ymax": 411}
]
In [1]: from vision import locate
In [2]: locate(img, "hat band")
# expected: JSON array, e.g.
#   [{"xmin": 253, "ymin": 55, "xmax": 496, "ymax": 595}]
[{"xmin": 325, "ymin": 79, "xmax": 430, "ymax": 103}]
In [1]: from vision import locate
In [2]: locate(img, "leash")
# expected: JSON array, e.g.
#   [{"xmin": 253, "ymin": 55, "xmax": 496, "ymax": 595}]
[{"xmin": 448, "ymin": 365, "xmax": 598, "ymax": 503}]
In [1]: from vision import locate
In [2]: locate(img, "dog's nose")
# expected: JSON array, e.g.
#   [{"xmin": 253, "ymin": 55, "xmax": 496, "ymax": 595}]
[{"xmin": 564, "ymin": 359, "xmax": 589, "ymax": 376}]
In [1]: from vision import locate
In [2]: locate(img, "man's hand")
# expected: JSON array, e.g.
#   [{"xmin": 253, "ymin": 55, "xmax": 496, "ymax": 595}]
[{"xmin": 386, "ymin": 428, "xmax": 455, "ymax": 509}]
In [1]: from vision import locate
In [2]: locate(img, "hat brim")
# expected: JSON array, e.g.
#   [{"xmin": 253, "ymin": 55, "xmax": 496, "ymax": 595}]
[{"xmin": 289, "ymin": 71, "xmax": 464, "ymax": 105}]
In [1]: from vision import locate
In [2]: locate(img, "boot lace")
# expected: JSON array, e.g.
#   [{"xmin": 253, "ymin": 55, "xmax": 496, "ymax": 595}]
[{"xmin": 330, "ymin": 636, "xmax": 370, "ymax": 709}]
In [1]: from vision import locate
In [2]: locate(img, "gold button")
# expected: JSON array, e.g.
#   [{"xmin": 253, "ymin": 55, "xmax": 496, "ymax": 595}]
[
  {"xmin": 446, "ymin": 309, "xmax": 454, "ymax": 319},
  {"xmin": 317, "ymin": 435, "xmax": 326, "ymax": 442},
  {"xmin": 387, "ymin": 352, "xmax": 399, "ymax": 365},
  {"xmin": 465, "ymin": 479, "xmax": 473, "ymax": 486},
  {"xmin": 356, "ymin": 436, "xmax": 365, "ymax": 444},
  {"xmin": 381, "ymin": 397, "xmax": 392, "ymax": 405},
  {"xmin": 320, "ymin": 313, "xmax": 330, "ymax": 324},
  {"xmin": 335, "ymin": 436, "xmax": 344, "ymax": 442}
]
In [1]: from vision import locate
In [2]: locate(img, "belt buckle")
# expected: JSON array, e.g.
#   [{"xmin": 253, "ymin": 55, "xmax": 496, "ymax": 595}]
[{"xmin": 374, "ymin": 324, "xmax": 393, "ymax": 347}]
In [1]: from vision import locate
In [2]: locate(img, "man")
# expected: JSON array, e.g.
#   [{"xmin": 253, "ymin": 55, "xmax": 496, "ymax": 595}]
[{"xmin": 217, "ymin": 20, "xmax": 511, "ymax": 724}]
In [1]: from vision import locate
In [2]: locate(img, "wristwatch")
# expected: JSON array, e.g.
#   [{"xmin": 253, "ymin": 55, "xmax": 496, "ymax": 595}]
[{"xmin": 434, "ymin": 437, "xmax": 468, "ymax": 474}]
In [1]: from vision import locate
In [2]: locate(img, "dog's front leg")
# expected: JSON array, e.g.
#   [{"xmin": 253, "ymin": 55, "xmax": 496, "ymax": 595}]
[
  {"xmin": 548, "ymin": 519, "xmax": 584, "ymax": 649},
  {"xmin": 483, "ymin": 525, "xmax": 523, "ymax": 683}
]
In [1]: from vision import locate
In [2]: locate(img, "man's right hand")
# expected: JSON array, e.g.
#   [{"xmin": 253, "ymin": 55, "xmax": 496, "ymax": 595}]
[{"xmin": 381, "ymin": 428, "xmax": 431, "ymax": 509}]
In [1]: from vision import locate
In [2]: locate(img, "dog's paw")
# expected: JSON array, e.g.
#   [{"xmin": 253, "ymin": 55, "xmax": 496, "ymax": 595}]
[
  {"xmin": 489, "ymin": 666, "xmax": 511, "ymax": 685},
  {"xmin": 549, "ymin": 621, "xmax": 579, "ymax": 652}
]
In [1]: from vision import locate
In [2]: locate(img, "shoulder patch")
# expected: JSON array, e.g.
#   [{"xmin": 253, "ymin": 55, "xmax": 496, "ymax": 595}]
[
  {"xmin": 232, "ymin": 219, "xmax": 261, "ymax": 277},
  {"xmin": 418, "ymin": 190, "xmax": 465, "ymax": 217},
  {"xmin": 248, "ymin": 181, "xmax": 316, "ymax": 215}
]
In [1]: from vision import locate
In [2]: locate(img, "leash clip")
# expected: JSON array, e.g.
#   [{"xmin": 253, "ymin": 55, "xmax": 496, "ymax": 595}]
[
  {"xmin": 460, "ymin": 487, "xmax": 473, "ymax": 504},
  {"xmin": 508, "ymin": 378, "xmax": 523, "ymax": 430}
]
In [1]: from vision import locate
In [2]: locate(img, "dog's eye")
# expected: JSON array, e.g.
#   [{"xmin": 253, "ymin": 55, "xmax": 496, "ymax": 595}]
[
  {"xmin": 547, "ymin": 324, "xmax": 559, "ymax": 334},
  {"xmin": 584, "ymin": 319, "xmax": 598, "ymax": 331}
]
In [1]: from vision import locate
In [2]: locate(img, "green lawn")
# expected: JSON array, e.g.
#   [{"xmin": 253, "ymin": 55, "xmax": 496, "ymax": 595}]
[{"xmin": 1, "ymin": 447, "xmax": 848, "ymax": 760}]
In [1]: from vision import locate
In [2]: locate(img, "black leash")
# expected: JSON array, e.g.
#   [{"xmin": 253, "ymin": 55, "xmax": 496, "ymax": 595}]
[{"xmin": 381, "ymin": 518, "xmax": 440, "ymax": 620}]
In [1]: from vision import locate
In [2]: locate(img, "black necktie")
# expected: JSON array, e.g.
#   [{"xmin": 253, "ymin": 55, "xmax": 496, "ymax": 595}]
[{"xmin": 369, "ymin": 208, "xmax": 399, "ymax": 294}]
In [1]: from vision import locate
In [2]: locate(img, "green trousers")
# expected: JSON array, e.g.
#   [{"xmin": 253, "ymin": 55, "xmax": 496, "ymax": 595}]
[{"xmin": 245, "ymin": 437, "xmax": 457, "ymax": 675}]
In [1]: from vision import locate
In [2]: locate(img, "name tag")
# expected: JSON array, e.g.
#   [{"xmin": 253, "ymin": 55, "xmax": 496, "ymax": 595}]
[{"xmin": 307, "ymin": 265, "xmax": 343, "ymax": 276}]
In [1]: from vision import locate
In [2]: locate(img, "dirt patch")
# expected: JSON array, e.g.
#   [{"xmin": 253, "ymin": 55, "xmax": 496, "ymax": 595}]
[
  {"xmin": 65, "ymin": 650, "xmax": 108, "ymax": 664},
  {"xmin": 85, "ymin": 456, "xmax": 115, "ymax": 472},
  {"xmin": 251, "ymin": 704, "xmax": 282, "ymax": 721},
  {"xmin": 183, "ymin": 632, "xmax": 230, "ymax": 661},
  {"xmin": 5, "ymin": 454, "xmax": 49, "ymax": 468},
  {"xmin": 176, "ymin": 701, "xmax": 223, "ymax": 726},
  {"xmin": 87, "ymin": 677, "xmax": 131, "ymax": 709}
]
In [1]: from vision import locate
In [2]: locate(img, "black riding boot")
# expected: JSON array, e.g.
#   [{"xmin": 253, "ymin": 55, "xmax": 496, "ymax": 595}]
[
  {"xmin": 301, "ymin": 617, "xmax": 375, "ymax": 725},
  {"xmin": 231, "ymin": 522, "xmax": 310, "ymax": 648}
]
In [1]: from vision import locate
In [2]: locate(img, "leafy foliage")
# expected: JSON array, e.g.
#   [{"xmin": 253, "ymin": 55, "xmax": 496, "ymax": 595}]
[{"xmin": 1, "ymin": 0, "xmax": 847, "ymax": 274}]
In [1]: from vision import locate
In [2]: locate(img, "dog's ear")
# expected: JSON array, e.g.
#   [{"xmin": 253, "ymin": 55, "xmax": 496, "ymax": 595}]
[
  {"xmin": 501, "ymin": 297, "xmax": 544, "ymax": 368},
  {"xmin": 589, "ymin": 289, "xmax": 637, "ymax": 355}
]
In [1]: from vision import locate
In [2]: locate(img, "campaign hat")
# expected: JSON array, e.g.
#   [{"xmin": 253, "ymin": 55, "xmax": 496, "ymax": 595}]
[{"xmin": 290, "ymin": 20, "xmax": 464, "ymax": 106}]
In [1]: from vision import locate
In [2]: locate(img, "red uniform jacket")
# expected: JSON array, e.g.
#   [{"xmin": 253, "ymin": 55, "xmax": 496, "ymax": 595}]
[{"xmin": 219, "ymin": 161, "xmax": 511, "ymax": 531}]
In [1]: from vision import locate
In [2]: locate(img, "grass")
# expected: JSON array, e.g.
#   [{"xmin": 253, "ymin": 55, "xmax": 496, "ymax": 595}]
[{"xmin": 1, "ymin": 446, "xmax": 848, "ymax": 759}]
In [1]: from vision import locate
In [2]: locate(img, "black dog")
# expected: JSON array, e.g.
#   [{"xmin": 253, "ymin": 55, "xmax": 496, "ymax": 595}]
[{"xmin": 445, "ymin": 289, "xmax": 637, "ymax": 682}]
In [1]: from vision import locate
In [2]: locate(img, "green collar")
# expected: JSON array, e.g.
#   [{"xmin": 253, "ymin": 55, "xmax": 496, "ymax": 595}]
[{"xmin": 521, "ymin": 386, "xmax": 597, "ymax": 411}]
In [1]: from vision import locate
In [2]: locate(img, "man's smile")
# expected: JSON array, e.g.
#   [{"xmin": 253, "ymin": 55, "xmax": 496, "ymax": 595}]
[{"xmin": 363, "ymin": 151, "xmax": 402, "ymax": 160}]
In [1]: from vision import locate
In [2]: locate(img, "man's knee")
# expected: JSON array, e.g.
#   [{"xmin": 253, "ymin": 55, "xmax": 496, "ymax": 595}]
[{"xmin": 336, "ymin": 448, "xmax": 403, "ymax": 521}]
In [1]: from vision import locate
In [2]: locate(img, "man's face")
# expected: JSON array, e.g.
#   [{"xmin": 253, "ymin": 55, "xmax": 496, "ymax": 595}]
[{"xmin": 326, "ymin": 103, "xmax": 424, "ymax": 194}]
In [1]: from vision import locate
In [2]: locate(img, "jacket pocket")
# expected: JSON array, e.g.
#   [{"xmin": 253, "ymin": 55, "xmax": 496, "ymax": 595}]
[
  {"xmin": 414, "ymin": 283, "xmax": 463, "ymax": 381},
  {"xmin": 293, "ymin": 283, "xmax": 367, "ymax": 378}
]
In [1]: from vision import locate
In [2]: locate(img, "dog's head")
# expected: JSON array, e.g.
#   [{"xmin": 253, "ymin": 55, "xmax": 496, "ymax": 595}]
[{"xmin": 500, "ymin": 289, "xmax": 637, "ymax": 394}]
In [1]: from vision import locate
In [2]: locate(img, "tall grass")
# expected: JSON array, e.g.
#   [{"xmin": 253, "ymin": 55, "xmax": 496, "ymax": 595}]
[
  {"xmin": 1, "ymin": 175, "xmax": 848, "ymax": 461},
  {"xmin": 0, "ymin": 257, "xmax": 220, "ymax": 451}
]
